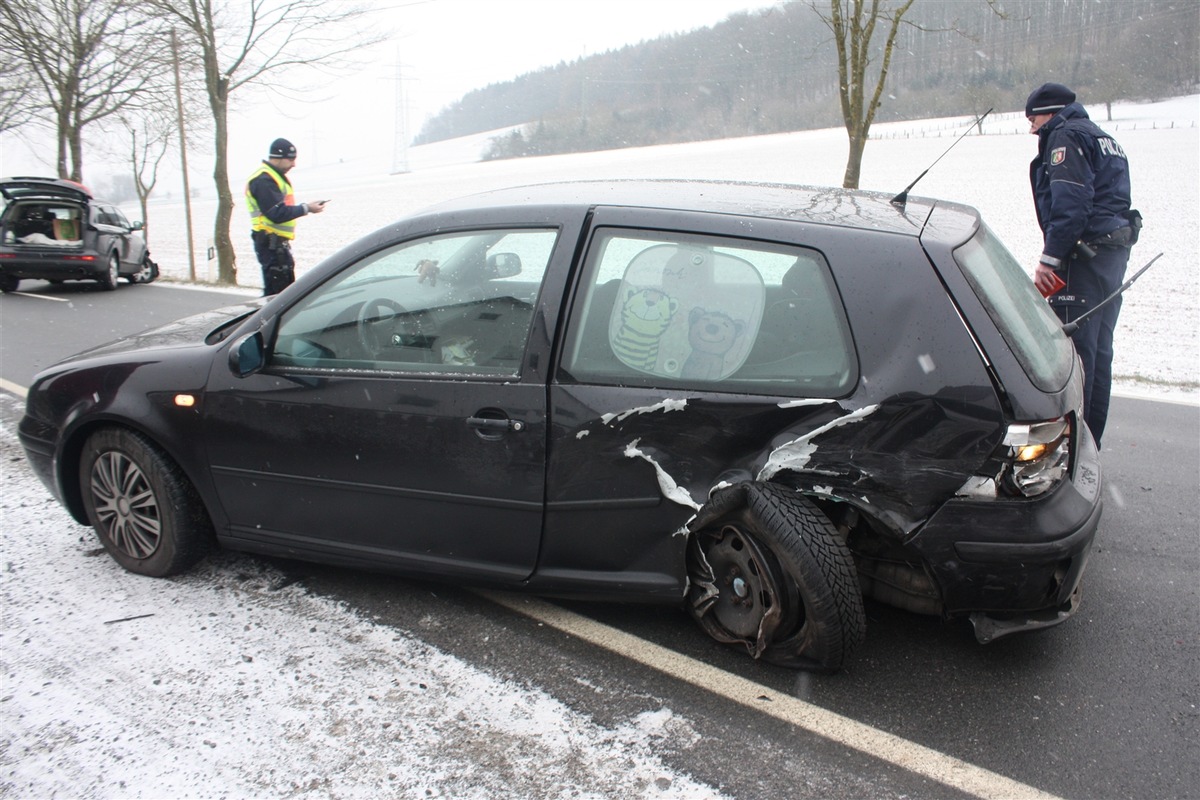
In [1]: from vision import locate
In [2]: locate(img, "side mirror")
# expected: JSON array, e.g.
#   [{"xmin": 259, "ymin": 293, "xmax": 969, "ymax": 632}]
[
  {"xmin": 229, "ymin": 331, "xmax": 265, "ymax": 377},
  {"xmin": 129, "ymin": 221, "xmax": 144, "ymax": 232},
  {"xmin": 485, "ymin": 252, "xmax": 522, "ymax": 279}
]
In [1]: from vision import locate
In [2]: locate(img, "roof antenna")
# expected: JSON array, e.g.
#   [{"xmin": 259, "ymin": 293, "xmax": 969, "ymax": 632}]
[
  {"xmin": 1062, "ymin": 253, "xmax": 1162, "ymax": 335},
  {"xmin": 891, "ymin": 108, "xmax": 992, "ymax": 207}
]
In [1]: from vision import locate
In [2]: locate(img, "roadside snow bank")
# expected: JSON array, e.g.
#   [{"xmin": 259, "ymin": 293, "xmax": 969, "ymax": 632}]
[{"xmin": 0, "ymin": 398, "xmax": 721, "ymax": 799}]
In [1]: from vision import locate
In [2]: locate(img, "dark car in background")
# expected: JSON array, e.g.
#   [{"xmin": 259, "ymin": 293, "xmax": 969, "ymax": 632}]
[
  {"xmin": 0, "ymin": 176, "xmax": 158, "ymax": 292},
  {"xmin": 17, "ymin": 180, "xmax": 1102, "ymax": 671}
]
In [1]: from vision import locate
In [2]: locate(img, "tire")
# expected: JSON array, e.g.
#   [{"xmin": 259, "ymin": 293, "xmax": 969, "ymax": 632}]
[
  {"xmin": 79, "ymin": 428, "xmax": 214, "ymax": 577},
  {"xmin": 130, "ymin": 254, "xmax": 157, "ymax": 284},
  {"xmin": 99, "ymin": 252, "xmax": 119, "ymax": 290},
  {"xmin": 0, "ymin": 273, "xmax": 18, "ymax": 293},
  {"xmin": 687, "ymin": 482, "xmax": 866, "ymax": 671}
]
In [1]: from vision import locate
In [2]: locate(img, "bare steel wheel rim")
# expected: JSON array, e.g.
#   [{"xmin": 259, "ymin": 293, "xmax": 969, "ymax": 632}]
[
  {"xmin": 689, "ymin": 523, "xmax": 803, "ymax": 655},
  {"xmin": 706, "ymin": 525, "xmax": 777, "ymax": 637},
  {"xmin": 90, "ymin": 451, "xmax": 161, "ymax": 559}
]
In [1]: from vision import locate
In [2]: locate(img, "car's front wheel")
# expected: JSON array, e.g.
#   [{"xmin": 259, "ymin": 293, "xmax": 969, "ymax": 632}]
[
  {"xmin": 99, "ymin": 252, "xmax": 120, "ymax": 290},
  {"xmin": 79, "ymin": 428, "xmax": 214, "ymax": 577},
  {"xmin": 129, "ymin": 254, "xmax": 157, "ymax": 284},
  {"xmin": 687, "ymin": 482, "xmax": 866, "ymax": 671},
  {"xmin": 0, "ymin": 273, "xmax": 18, "ymax": 293}
]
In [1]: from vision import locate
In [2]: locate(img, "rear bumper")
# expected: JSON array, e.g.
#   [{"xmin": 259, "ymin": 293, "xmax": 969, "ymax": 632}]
[
  {"xmin": 0, "ymin": 253, "xmax": 104, "ymax": 280},
  {"xmin": 912, "ymin": 421, "xmax": 1103, "ymax": 636}
]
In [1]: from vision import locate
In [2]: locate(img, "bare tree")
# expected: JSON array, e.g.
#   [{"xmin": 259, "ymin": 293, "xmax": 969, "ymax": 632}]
[
  {"xmin": 815, "ymin": 0, "xmax": 916, "ymax": 189},
  {"xmin": 0, "ymin": 59, "xmax": 38, "ymax": 133},
  {"xmin": 0, "ymin": 0, "xmax": 171, "ymax": 182},
  {"xmin": 143, "ymin": 0, "xmax": 386, "ymax": 285},
  {"xmin": 118, "ymin": 113, "xmax": 174, "ymax": 245}
]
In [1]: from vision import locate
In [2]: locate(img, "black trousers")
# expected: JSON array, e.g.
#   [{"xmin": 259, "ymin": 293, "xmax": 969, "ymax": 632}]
[
  {"xmin": 252, "ymin": 230, "xmax": 296, "ymax": 296},
  {"xmin": 1048, "ymin": 242, "xmax": 1132, "ymax": 447}
]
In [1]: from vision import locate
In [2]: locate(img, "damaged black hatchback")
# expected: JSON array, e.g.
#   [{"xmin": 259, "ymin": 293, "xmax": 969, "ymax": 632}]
[{"xmin": 18, "ymin": 180, "xmax": 1101, "ymax": 671}]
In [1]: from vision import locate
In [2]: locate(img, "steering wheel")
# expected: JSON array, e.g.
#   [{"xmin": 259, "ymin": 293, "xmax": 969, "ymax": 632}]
[{"xmin": 355, "ymin": 298, "xmax": 438, "ymax": 361}]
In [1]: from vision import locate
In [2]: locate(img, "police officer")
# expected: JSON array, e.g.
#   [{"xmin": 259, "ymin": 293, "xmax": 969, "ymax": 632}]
[
  {"xmin": 245, "ymin": 137, "xmax": 327, "ymax": 296},
  {"xmin": 1027, "ymin": 82, "xmax": 1139, "ymax": 447}
]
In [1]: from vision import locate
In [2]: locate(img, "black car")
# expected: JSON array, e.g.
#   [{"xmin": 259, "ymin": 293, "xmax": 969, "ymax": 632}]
[
  {"xmin": 18, "ymin": 180, "xmax": 1101, "ymax": 671},
  {"xmin": 0, "ymin": 176, "xmax": 158, "ymax": 292}
]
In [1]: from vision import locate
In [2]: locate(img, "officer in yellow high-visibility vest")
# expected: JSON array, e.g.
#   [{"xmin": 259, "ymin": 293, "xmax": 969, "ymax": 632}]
[{"xmin": 245, "ymin": 138, "xmax": 327, "ymax": 295}]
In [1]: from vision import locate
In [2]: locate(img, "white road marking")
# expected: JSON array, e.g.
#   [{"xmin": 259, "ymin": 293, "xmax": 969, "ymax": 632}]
[
  {"xmin": 7, "ymin": 290, "xmax": 70, "ymax": 302},
  {"xmin": 482, "ymin": 591, "xmax": 1066, "ymax": 800},
  {"xmin": 0, "ymin": 379, "xmax": 28, "ymax": 398}
]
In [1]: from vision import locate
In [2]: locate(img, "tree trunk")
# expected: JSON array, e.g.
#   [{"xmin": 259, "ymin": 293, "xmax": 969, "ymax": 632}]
[
  {"xmin": 69, "ymin": 126, "xmax": 84, "ymax": 183},
  {"xmin": 210, "ymin": 85, "xmax": 237, "ymax": 285},
  {"xmin": 842, "ymin": 132, "xmax": 866, "ymax": 189},
  {"xmin": 56, "ymin": 105, "xmax": 70, "ymax": 179}
]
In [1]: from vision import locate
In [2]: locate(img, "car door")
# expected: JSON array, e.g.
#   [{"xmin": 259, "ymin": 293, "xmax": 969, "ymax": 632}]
[
  {"xmin": 536, "ymin": 209, "xmax": 860, "ymax": 599},
  {"xmin": 202, "ymin": 224, "xmax": 571, "ymax": 582},
  {"xmin": 90, "ymin": 204, "xmax": 123, "ymax": 264},
  {"xmin": 106, "ymin": 206, "xmax": 144, "ymax": 267}
]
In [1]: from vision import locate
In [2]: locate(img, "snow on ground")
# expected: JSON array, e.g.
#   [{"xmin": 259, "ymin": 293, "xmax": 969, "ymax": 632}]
[
  {"xmin": 0, "ymin": 396, "xmax": 721, "ymax": 799},
  {"xmin": 138, "ymin": 95, "xmax": 1200, "ymax": 401}
]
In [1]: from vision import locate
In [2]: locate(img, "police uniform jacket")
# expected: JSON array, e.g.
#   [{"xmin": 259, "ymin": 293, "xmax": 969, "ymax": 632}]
[
  {"xmin": 1030, "ymin": 102, "xmax": 1132, "ymax": 268},
  {"xmin": 247, "ymin": 162, "xmax": 308, "ymax": 235}
]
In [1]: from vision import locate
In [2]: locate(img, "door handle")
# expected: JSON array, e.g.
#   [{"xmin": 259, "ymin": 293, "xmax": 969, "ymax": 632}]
[{"xmin": 466, "ymin": 416, "xmax": 525, "ymax": 433}]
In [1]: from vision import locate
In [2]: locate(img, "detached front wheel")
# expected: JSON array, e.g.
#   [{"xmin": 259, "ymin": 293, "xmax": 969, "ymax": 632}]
[
  {"xmin": 79, "ymin": 428, "xmax": 213, "ymax": 577},
  {"xmin": 129, "ymin": 254, "xmax": 158, "ymax": 284},
  {"xmin": 687, "ymin": 482, "xmax": 865, "ymax": 671}
]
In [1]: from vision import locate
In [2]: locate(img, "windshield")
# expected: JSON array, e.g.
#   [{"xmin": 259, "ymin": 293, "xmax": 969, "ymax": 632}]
[{"xmin": 954, "ymin": 224, "xmax": 1074, "ymax": 392}]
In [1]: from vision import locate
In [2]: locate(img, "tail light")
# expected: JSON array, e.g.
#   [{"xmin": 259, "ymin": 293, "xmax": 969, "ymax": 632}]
[
  {"xmin": 957, "ymin": 416, "xmax": 1072, "ymax": 499},
  {"xmin": 1000, "ymin": 417, "xmax": 1071, "ymax": 497}
]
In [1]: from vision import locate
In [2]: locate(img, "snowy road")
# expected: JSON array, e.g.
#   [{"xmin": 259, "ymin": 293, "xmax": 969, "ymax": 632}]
[
  {"xmin": 0, "ymin": 393, "xmax": 725, "ymax": 799},
  {"xmin": 2, "ymin": 381, "xmax": 1197, "ymax": 800}
]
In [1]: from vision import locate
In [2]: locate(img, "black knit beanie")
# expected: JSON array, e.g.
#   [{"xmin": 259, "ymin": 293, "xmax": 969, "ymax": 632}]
[
  {"xmin": 269, "ymin": 138, "xmax": 297, "ymax": 159},
  {"xmin": 1025, "ymin": 83, "xmax": 1076, "ymax": 117}
]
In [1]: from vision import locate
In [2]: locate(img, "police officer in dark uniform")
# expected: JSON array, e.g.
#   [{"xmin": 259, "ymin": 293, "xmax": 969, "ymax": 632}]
[
  {"xmin": 245, "ymin": 138, "xmax": 327, "ymax": 296},
  {"xmin": 1027, "ymin": 82, "xmax": 1139, "ymax": 447}
]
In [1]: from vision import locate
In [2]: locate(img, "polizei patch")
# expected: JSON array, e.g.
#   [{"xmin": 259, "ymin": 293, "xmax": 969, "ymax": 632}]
[{"xmin": 1050, "ymin": 146, "xmax": 1067, "ymax": 165}]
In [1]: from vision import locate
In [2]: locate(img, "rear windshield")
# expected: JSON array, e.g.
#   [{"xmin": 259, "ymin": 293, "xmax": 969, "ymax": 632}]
[{"xmin": 954, "ymin": 224, "xmax": 1073, "ymax": 392}]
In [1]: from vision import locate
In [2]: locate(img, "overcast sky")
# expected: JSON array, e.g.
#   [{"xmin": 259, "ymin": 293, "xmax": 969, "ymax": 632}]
[
  {"xmin": 243, "ymin": 0, "xmax": 781, "ymax": 170},
  {"xmin": 1, "ymin": 0, "xmax": 780, "ymax": 182},
  {"xmin": 393, "ymin": 0, "xmax": 779, "ymax": 127}
]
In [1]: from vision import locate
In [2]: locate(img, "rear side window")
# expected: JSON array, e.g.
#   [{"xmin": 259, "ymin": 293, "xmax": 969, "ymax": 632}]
[
  {"xmin": 561, "ymin": 229, "xmax": 856, "ymax": 396},
  {"xmin": 954, "ymin": 224, "xmax": 1073, "ymax": 391}
]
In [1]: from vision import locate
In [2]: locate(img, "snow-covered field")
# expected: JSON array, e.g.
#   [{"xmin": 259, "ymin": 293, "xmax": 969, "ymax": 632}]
[
  {"xmin": 2, "ymin": 98, "xmax": 1197, "ymax": 798},
  {"xmin": 143, "ymin": 95, "xmax": 1200, "ymax": 400}
]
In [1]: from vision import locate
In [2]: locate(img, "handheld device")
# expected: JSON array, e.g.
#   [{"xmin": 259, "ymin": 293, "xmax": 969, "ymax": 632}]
[{"xmin": 1039, "ymin": 271, "xmax": 1066, "ymax": 298}]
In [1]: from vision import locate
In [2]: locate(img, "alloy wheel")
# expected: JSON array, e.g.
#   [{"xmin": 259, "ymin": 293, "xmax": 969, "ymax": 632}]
[{"xmin": 89, "ymin": 450, "xmax": 162, "ymax": 559}]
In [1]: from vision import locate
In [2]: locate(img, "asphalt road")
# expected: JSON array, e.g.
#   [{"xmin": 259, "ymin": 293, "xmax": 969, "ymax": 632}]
[{"xmin": 2, "ymin": 279, "xmax": 1197, "ymax": 799}]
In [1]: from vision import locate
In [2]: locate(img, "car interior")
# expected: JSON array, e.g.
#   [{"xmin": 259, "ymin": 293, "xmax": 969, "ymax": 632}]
[
  {"xmin": 2, "ymin": 203, "xmax": 83, "ymax": 245},
  {"xmin": 271, "ymin": 231, "xmax": 549, "ymax": 376},
  {"xmin": 565, "ymin": 238, "xmax": 856, "ymax": 395}
]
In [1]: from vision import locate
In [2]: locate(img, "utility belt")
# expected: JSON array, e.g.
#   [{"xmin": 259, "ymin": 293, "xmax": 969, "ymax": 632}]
[
  {"xmin": 1073, "ymin": 209, "xmax": 1142, "ymax": 259},
  {"xmin": 1090, "ymin": 226, "xmax": 1133, "ymax": 248},
  {"xmin": 253, "ymin": 229, "xmax": 293, "ymax": 252}
]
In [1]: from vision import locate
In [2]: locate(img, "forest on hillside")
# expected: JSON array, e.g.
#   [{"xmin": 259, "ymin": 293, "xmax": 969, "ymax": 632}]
[{"xmin": 412, "ymin": 0, "xmax": 1198, "ymax": 160}]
